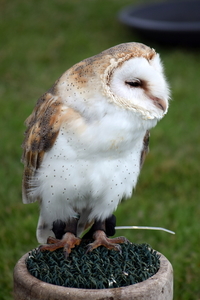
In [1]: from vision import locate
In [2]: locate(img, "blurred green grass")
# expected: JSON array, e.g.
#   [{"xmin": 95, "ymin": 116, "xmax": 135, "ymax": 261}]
[{"xmin": 1, "ymin": 0, "xmax": 200, "ymax": 299}]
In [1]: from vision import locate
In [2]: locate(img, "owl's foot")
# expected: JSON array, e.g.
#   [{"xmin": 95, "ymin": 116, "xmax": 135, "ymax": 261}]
[
  {"xmin": 39, "ymin": 232, "xmax": 81, "ymax": 258},
  {"xmin": 86, "ymin": 230, "xmax": 129, "ymax": 253}
]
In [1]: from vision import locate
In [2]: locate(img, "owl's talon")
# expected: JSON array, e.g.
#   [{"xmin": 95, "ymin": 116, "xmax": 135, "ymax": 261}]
[
  {"xmin": 85, "ymin": 244, "xmax": 95, "ymax": 254},
  {"xmin": 63, "ymin": 249, "xmax": 70, "ymax": 259},
  {"xmin": 123, "ymin": 237, "xmax": 132, "ymax": 244},
  {"xmin": 86, "ymin": 230, "xmax": 127, "ymax": 253},
  {"xmin": 39, "ymin": 232, "xmax": 81, "ymax": 256},
  {"xmin": 114, "ymin": 244, "xmax": 122, "ymax": 251}
]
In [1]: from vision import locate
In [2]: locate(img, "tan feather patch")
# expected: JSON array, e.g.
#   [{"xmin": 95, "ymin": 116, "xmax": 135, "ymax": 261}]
[
  {"xmin": 22, "ymin": 93, "xmax": 65, "ymax": 202},
  {"xmin": 22, "ymin": 90, "xmax": 88, "ymax": 203}
]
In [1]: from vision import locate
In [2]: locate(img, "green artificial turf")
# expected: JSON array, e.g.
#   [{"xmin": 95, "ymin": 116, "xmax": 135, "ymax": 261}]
[
  {"xmin": 1, "ymin": 0, "xmax": 200, "ymax": 299},
  {"xmin": 26, "ymin": 243, "xmax": 160, "ymax": 289}
]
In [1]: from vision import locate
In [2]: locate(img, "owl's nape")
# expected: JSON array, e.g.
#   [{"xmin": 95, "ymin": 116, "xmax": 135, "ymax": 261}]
[{"xmin": 39, "ymin": 215, "xmax": 128, "ymax": 257}]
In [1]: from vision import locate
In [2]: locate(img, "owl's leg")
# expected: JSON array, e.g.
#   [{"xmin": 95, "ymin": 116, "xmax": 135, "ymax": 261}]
[
  {"xmin": 86, "ymin": 219, "xmax": 129, "ymax": 253},
  {"xmin": 82, "ymin": 214, "xmax": 116, "ymax": 240},
  {"xmin": 39, "ymin": 218, "xmax": 81, "ymax": 257}
]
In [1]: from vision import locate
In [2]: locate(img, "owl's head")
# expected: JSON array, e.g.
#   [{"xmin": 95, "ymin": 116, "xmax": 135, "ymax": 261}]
[
  {"xmin": 101, "ymin": 43, "xmax": 170, "ymax": 120},
  {"xmin": 59, "ymin": 42, "xmax": 170, "ymax": 121}
]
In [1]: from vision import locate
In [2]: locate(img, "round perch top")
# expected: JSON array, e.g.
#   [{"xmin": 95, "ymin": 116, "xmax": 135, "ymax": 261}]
[{"xmin": 26, "ymin": 242, "xmax": 160, "ymax": 289}]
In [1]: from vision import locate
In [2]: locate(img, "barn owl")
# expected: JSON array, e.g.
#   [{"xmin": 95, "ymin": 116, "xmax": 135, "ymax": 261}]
[{"xmin": 22, "ymin": 42, "xmax": 170, "ymax": 256}]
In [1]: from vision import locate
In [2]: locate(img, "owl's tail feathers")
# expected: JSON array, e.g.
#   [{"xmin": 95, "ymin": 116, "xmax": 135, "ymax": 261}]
[{"xmin": 36, "ymin": 215, "xmax": 55, "ymax": 244}]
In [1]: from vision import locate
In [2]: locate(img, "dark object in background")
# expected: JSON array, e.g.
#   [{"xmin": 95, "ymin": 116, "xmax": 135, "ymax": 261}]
[{"xmin": 118, "ymin": 0, "xmax": 200, "ymax": 46}]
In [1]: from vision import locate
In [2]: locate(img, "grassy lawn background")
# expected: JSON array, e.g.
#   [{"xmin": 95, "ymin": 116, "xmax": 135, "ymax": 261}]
[{"xmin": 1, "ymin": 0, "xmax": 200, "ymax": 299}]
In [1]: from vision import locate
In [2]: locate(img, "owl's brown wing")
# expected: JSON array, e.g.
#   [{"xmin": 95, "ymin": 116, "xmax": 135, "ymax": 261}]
[
  {"xmin": 140, "ymin": 130, "xmax": 150, "ymax": 169},
  {"xmin": 22, "ymin": 92, "xmax": 65, "ymax": 203}
]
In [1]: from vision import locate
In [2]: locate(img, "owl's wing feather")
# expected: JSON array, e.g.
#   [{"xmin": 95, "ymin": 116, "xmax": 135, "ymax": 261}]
[
  {"xmin": 140, "ymin": 130, "xmax": 150, "ymax": 169},
  {"xmin": 22, "ymin": 92, "xmax": 64, "ymax": 204}
]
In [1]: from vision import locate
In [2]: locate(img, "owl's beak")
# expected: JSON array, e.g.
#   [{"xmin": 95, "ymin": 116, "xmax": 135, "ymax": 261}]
[{"xmin": 151, "ymin": 96, "xmax": 167, "ymax": 112}]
